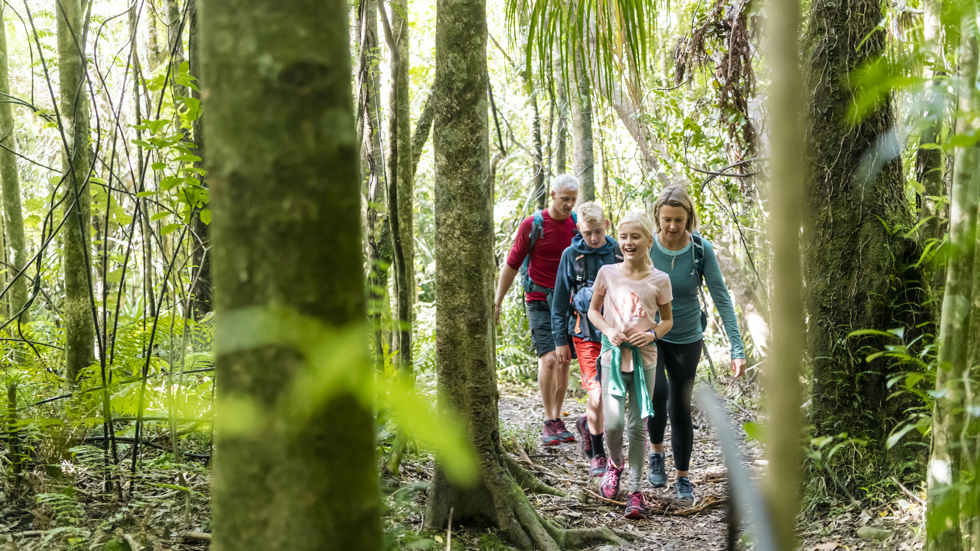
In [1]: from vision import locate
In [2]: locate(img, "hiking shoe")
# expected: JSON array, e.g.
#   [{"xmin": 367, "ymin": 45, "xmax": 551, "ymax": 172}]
[
  {"xmin": 576, "ymin": 416, "xmax": 592, "ymax": 458},
  {"xmin": 589, "ymin": 455, "xmax": 608, "ymax": 477},
  {"xmin": 675, "ymin": 476, "xmax": 696, "ymax": 507},
  {"xmin": 554, "ymin": 418, "xmax": 575, "ymax": 443},
  {"xmin": 647, "ymin": 452, "xmax": 667, "ymax": 488},
  {"xmin": 541, "ymin": 420, "xmax": 561, "ymax": 446},
  {"xmin": 599, "ymin": 462, "xmax": 623, "ymax": 499},
  {"xmin": 624, "ymin": 492, "xmax": 647, "ymax": 519}
]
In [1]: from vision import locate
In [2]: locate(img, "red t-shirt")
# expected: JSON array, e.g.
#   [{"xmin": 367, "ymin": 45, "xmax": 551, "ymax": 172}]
[{"xmin": 506, "ymin": 210, "xmax": 577, "ymax": 303}]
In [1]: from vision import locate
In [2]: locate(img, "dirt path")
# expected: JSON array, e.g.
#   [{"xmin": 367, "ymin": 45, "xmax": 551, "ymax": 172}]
[{"xmin": 496, "ymin": 378, "xmax": 756, "ymax": 551}]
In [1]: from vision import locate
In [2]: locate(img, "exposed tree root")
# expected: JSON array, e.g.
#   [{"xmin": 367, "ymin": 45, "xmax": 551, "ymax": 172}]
[{"xmin": 504, "ymin": 453, "xmax": 563, "ymax": 496}]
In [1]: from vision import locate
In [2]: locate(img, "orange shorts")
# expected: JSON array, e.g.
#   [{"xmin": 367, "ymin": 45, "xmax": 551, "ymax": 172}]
[{"xmin": 572, "ymin": 337, "xmax": 602, "ymax": 391}]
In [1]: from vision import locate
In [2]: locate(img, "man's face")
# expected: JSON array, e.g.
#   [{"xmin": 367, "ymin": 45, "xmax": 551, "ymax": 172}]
[
  {"xmin": 550, "ymin": 186, "xmax": 579, "ymax": 218},
  {"xmin": 578, "ymin": 219, "xmax": 609, "ymax": 249}
]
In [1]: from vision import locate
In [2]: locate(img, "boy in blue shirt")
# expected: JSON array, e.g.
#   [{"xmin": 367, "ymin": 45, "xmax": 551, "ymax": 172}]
[{"xmin": 551, "ymin": 202, "xmax": 622, "ymax": 476}]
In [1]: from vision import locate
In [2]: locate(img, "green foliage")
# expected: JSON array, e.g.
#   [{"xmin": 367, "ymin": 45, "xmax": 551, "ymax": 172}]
[{"xmin": 216, "ymin": 306, "xmax": 478, "ymax": 483}]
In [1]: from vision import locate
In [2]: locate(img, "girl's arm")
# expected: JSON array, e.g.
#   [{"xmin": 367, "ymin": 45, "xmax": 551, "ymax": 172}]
[
  {"xmin": 628, "ymin": 301, "xmax": 673, "ymax": 347},
  {"xmin": 587, "ymin": 286, "xmax": 627, "ymax": 346}
]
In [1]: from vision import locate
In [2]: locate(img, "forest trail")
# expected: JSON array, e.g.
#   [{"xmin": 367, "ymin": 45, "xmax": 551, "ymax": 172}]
[
  {"xmin": 485, "ymin": 376, "xmax": 920, "ymax": 551},
  {"xmin": 495, "ymin": 377, "xmax": 751, "ymax": 550}
]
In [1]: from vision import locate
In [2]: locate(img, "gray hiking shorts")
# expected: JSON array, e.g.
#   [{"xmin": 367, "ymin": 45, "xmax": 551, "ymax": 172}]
[{"xmin": 526, "ymin": 300, "xmax": 555, "ymax": 357}]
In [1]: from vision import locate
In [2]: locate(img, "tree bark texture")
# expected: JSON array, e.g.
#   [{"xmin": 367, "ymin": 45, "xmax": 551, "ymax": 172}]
[
  {"xmin": 188, "ymin": 0, "xmax": 211, "ymax": 318},
  {"xmin": 58, "ymin": 0, "xmax": 95, "ymax": 384},
  {"xmin": 428, "ymin": 0, "xmax": 548, "ymax": 545},
  {"xmin": 383, "ymin": 0, "xmax": 414, "ymax": 376},
  {"xmin": 570, "ymin": 46, "xmax": 594, "ymax": 201},
  {"xmin": 531, "ymin": 89, "xmax": 545, "ymax": 210},
  {"xmin": 200, "ymin": 0, "xmax": 382, "ymax": 547},
  {"xmin": 357, "ymin": 0, "xmax": 392, "ymax": 371},
  {"xmin": 926, "ymin": 17, "xmax": 979, "ymax": 551},
  {"xmin": 0, "ymin": 1, "xmax": 29, "ymax": 326},
  {"xmin": 553, "ymin": 67, "xmax": 568, "ymax": 175},
  {"xmin": 802, "ymin": 0, "xmax": 930, "ymax": 486},
  {"xmin": 762, "ymin": 0, "xmax": 806, "ymax": 545}
]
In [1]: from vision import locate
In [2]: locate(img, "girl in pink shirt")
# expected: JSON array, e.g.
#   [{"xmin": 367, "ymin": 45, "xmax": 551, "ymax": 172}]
[{"xmin": 588, "ymin": 212, "xmax": 673, "ymax": 519}]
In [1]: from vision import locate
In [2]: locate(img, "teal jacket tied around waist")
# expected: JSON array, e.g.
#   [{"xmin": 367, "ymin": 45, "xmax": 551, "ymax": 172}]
[{"xmin": 600, "ymin": 334, "xmax": 654, "ymax": 419}]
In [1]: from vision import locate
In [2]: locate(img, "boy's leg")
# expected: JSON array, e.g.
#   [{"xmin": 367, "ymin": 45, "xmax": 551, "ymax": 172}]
[{"xmin": 572, "ymin": 338, "xmax": 604, "ymax": 435}]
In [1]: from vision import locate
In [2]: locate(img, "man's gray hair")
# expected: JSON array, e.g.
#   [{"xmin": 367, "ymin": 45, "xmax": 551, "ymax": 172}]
[{"xmin": 551, "ymin": 174, "xmax": 580, "ymax": 192}]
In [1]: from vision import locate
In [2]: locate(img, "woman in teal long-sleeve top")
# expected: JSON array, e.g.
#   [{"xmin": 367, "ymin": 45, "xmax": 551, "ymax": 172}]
[{"xmin": 645, "ymin": 185, "xmax": 746, "ymax": 506}]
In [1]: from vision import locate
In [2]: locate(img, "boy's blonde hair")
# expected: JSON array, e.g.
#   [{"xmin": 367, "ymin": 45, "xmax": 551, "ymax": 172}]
[
  {"xmin": 617, "ymin": 211, "xmax": 655, "ymax": 239},
  {"xmin": 576, "ymin": 201, "xmax": 606, "ymax": 224},
  {"xmin": 652, "ymin": 185, "xmax": 699, "ymax": 233}
]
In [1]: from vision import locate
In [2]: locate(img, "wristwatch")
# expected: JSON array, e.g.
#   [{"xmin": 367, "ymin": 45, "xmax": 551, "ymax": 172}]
[{"xmin": 647, "ymin": 327, "xmax": 658, "ymax": 346}]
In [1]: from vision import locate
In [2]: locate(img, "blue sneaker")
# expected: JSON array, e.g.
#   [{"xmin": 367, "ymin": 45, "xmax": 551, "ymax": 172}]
[
  {"xmin": 647, "ymin": 452, "xmax": 667, "ymax": 488},
  {"xmin": 675, "ymin": 476, "xmax": 695, "ymax": 507}
]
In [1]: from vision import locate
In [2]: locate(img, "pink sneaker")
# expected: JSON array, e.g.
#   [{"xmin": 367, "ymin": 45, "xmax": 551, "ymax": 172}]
[
  {"xmin": 624, "ymin": 492, "xmax": 647, "ymax": 519},
  {"xmin": 541, "ymin": 420, "xmax": 561, "ymax": 446},
  {"xmin": 554, "ymin": 418, "xmax": 575, "ymax": 442},
  {"xmin": 599, "ymin": 461, "xmax": 623, "ymax": 499},
  {"xmin": 589, "ymin": 455, "xmax": 608, "ymax": 477}
]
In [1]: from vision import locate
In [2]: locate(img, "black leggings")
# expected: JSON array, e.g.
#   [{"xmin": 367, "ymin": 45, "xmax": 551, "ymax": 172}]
[{"xmin": 646, "ymin": 339, "xmax": 702, "ymax": 472}]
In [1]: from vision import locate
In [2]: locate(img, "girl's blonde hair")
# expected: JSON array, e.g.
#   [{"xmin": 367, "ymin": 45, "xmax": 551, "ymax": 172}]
[
  {"xmin": 652, "ymin": 185, "xmax": 699, "ymax": 233},
  {"xmin": 617, "ymin": 211, "xmax": 656, "ymax": 239}
]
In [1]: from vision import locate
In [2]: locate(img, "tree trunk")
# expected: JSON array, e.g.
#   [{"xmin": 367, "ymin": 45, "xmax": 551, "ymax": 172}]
[
  {"xmin": 58, "ymin": 0, "xmax": 95, "ymax": 385},
  {"xmin": 165, "ymin": 0, "xmax": 187, "ymax": 99},
  {"xmin": 553, "ymin": 68, "xmax": 568, "ymax": 175},
  {"xmin": 0, "ymin": 0, "xmax": 28, "ymax": 480},
  {"xmin": 763, "ymin": 0, "xmax": 806, "ymax": 546},
  {"xmin": 201, "ymin": 0, "xmax": 382, "ymax": 547},
  {"xmin": 531, "ymin": 90, "xmax": 545, "ymax": 210},
  {"xmin": 802, "ymin": 0, "xmax": 930, "ymax": 487},
  {"xmin": 0, "ymin": 1, "xmax": 28, "ymax": 326},
  {"xmin": 188, "ymin": 0, "xmax": 210, "ymax": 318},
  {"xmin": 357, "ymin": 0, "xmax": 391, "ymax": 371},
  {"xmin": 570, "ymin": 46, "xmax": 594, "ymax": 201},
  {"xmin": 381, "ymin": 0, "xmax": 414, "ymax": 377},
  {"xmin": 926, "ymin": 13, "xmax": 979, "ymax": 551},
  {"xmin": 917, "ymin": 0, "xmax": 948, "ymax": 318},
  {"xmin": 426, "ymin": 2, "xmax": 623, "ymax": 549}
]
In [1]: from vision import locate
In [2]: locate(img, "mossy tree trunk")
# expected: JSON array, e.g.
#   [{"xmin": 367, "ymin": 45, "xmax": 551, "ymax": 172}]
[
  {"xmin": 802, "ymin": 0, "xmax": 930, "ymax": 487},
  {"xmin": 188, "ymin": 0, "xmax": 211, "ymax": 318},
  {"xmin": 382, "ymin": 0, "xmax": 414, "ymax": 376},
  {"xmin": 926, "ymin": 12, "xmax": 979, "ymax": 551},
  {"xmin": 200, "ymin": 0, "xmax": 382, "ymax": 547},
  {"xmin": 57, "ymin": 0, "xmax": 95, "ymax": 385},
  {"xmin": 357, "ymin": 0, "xmax": 393, "ymax": 372},
  {"xmin": 531, "ymin": 89, "xmax": 545, "ymax": 210},
  {"xmin": 0, "ymin": 0, "xmax": 28, "ymax": 480},
  {"xmin": 426, "ymin": 1, "xmax": 623, "ymax": 548}
]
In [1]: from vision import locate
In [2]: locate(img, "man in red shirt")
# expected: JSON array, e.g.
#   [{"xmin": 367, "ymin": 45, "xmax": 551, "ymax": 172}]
[{"xmin": 495, "ymin": 174, "xmax": 580, "ymax": 445}]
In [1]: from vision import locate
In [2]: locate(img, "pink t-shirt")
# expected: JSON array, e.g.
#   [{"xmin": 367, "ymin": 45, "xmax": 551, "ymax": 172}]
[{"xmin": 593, "ymin": 264, "xmax": 673, "ymax": 372}]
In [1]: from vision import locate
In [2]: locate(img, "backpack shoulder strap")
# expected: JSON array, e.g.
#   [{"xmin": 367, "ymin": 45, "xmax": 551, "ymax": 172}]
[
  {"xmin": 528, "ymin": 210, "xmax": 544, "ymax": 253},
  {"xmin": 691, "ymin": 233, "xmax": 705, "ymax": 285}
]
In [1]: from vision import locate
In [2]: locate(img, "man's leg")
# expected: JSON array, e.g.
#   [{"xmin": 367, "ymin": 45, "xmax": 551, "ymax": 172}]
[{"xmin": 538, "ymin": 350, "xmax": 562, "ymax": 420}]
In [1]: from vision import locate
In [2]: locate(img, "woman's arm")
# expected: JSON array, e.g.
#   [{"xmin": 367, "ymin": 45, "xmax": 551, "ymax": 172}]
[
  {"xmin": 587, "ymin": 286, "xmax": 627, "ymax": 346},
  {"xmin": 701, "ymin": 240, "xmax": 747, "ymax": 376},
  {"xmin": 701, "ymin": 241, "xmax": 746, "ymax": 357}
]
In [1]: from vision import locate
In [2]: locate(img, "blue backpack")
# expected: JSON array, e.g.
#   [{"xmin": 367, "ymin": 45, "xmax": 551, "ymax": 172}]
[{"xmin": 519, "ymin": 210, "xmax": 578, "ymax": 297}]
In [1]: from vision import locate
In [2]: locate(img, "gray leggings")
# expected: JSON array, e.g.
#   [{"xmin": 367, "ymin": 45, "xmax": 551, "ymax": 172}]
[{"xmin": 600, "ymin": 354, "xmax": 656, "ymax": 493}]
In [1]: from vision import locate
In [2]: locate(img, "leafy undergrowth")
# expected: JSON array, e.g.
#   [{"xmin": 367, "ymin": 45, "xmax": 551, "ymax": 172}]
[{"xmin": 0, "ymin": 434, "xmax": 212, "ymax": 551}]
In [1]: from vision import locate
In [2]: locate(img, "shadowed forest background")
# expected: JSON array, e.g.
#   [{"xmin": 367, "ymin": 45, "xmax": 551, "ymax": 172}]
[{"xmin": 0, "ymin": 0, "xmax": 976, "ymax": 548}]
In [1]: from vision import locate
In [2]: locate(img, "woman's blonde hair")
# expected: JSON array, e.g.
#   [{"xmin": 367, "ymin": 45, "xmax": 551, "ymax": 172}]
[
  {"xmin": 652, "ymin": 185, "xmax": 698, "ymax": 233},
  {"xmin": 617, "ymin": 211, "xmax": 656, "ymax": 239}
]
